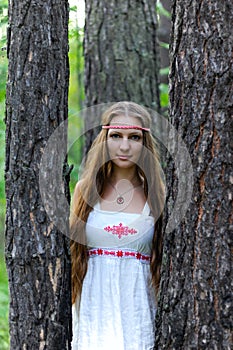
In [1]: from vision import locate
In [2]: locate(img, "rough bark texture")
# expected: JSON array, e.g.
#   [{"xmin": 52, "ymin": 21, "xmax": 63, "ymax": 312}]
[
  {"xmin": 5, "ymin": 1, "xmax": 72, "ymax": 349},
  {"xmin": 84, "ymin": 0, "xmax": 161, "ymax": 152},
  {"xmin": 156, "ymin": 1, "xmax": 233, "ymax": 349}
]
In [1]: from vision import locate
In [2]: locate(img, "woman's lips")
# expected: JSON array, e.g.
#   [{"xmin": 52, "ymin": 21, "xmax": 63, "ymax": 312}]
[{"xmin": 117, "ymin": 155, "xmax": 132, "ymax": 160}]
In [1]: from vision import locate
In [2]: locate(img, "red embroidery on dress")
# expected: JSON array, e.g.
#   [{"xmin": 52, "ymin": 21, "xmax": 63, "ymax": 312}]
[
  {"xmin": 117, "ymin": 250, "xmax": 123, "ymax": 257},
  {"xmin": 97, "ymin": 248, "xmax": 103, "ymax": 255},
  {"xmin": 88, "ymin": 248, "xmax": 151, "ymax": 262},
  {"xmin": 104, "ymin": 222, "xmax": 137, "ymax": 239}
]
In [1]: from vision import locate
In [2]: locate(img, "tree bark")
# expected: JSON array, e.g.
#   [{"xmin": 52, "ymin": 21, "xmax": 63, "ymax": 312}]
[
  {"xmin": 156, "ymin": 0, "xmax": 233, "ymax": 349},
  {"xmin": 5, "ymin": 1, "xmax": 71, "ymax": 349},
  {"xmin": 84, "ymin": 0, "xmax": 161, "ymax": 152}
]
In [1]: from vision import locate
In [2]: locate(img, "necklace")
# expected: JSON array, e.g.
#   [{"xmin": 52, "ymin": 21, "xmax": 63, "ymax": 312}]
[{"xmin": 108, "ymin": 179, "xmax": 142, "ymax": 205}]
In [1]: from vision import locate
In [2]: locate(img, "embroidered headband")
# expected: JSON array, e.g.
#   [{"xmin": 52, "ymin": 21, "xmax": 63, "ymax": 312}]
[{"xmin": 102, "ymin": 125, "xmax": 150, "ymax": 132}]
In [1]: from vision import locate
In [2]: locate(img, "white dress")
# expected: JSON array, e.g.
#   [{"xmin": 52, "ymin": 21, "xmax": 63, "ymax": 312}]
[{"xmin": 72, "ymin": 202, "xmax": 156, "ymax": 350}]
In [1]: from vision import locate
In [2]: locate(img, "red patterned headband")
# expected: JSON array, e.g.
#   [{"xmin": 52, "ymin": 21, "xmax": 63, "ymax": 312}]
[{"xmin": 102, "ymin": 125, "xmax": 150, "ymax": 132}]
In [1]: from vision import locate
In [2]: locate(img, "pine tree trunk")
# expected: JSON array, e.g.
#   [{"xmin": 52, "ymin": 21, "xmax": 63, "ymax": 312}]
[
  {"xmin": 156, "ymin": 0, "xmax": 233, "ymax": 349},
  {"xmin": 5, "ymin": 1, "xmax": 72, "ymax": 349},
  {"xmin": 84, "ymin": 0, "xmax": 160, "ymax": 152}
]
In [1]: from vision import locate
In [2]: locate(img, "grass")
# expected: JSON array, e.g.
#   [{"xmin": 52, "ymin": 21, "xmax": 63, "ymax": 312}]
[{"xmin": 0, "ymin": 253, "xmax": 9, "ymax": 350}]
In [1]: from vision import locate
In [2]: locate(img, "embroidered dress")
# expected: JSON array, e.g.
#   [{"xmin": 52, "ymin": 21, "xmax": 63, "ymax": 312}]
[{"xmin": 72, "ymin": 202, "xmax": 156, "ymax": 350}]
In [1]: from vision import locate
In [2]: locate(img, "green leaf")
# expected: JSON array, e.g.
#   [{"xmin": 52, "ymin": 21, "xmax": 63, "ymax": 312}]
[
  {"xmin": 159, "ymin": 83, "xmax": 169, "ymax": 108},
  {"xmin": 160, "ymin": 67, "xmax": 169, "ymax": 76},
  {"xmin": 157, "ymin": 1, "xmax": 171, "ymax": 18},
  {"xmin": 159, "ymin": 41, "xmax": 169, "ymax": 50},
  {"xmin": 69, "ymin": 6, "xmax": 78, "ymax": 12}
]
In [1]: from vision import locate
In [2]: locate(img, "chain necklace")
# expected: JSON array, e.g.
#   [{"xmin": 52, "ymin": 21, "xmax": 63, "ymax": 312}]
[{"xmin": 108, "ymin": 179, "xmax": 142, "ymax": 205}]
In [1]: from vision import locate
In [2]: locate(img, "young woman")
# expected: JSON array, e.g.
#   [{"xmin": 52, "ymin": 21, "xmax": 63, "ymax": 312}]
[{"xmin": 70, "ymin": 101, "xmax": 165, "ymax": 350}]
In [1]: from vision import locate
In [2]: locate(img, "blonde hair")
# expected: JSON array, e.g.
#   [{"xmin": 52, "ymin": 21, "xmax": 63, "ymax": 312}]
[{"xmin": 70, "ymin": 101, "xmax": 165, "ymax": 304}]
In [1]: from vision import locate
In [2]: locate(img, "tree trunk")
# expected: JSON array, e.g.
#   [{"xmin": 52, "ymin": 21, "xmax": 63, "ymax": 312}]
[
  {"xmin": 156, "ymin": 0, "xmax": 232, "ymax": 349},
  {"xmin": 5, "ymin": 1, "xmax": 72, "ymax": 349},
  {"xmin": 84, "ymin": 0, "xmax": 161, "ymax": 152}
]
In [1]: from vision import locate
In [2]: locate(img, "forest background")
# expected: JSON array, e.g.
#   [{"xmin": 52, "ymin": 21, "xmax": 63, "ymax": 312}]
[{"xmin": 0, "ymin": 1, "xmax": 170, "ymax": 348}]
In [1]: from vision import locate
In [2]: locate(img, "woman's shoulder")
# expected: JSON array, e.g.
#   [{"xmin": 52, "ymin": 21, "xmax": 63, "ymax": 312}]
[
  {"xmin": 74, "ymin": 180, "xmax": 84, "ymax": 193},
  {"xmin": 72, "ymin": 180, "xmax": 85, "ymax": 204}
]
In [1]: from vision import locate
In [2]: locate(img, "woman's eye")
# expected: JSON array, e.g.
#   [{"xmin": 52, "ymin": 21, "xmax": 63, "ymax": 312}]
[
  {"xmin": 109, "ymin": 133, "xmax": 141, "ymax": 141},
  {"xmin": 130, "ymin": 135, "xmax": 141, "ymax": 141},
  {"xmin": 110, "ymin": 133, "xmax": 120, "ymax": 139}
]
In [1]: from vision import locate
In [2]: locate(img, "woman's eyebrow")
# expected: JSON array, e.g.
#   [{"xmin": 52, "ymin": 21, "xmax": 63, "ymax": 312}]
[
  {"xmin": 128, "ymin": 131, "xmax": 143, "ymax": 135},
  {"xmin": 125, "ymin": 130, "xmax": 143, "ymax": 137}
]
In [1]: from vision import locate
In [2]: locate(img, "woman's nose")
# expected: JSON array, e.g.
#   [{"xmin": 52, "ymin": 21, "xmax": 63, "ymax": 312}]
[{"xmin": 119, "ymin": 138, "xmax": 130, "ymax": 151}]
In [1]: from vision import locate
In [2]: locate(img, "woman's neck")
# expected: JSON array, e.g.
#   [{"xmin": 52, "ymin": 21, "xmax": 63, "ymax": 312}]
[{"xmin": 110, "ymin": 165, "xmax": 140, "ymax": 186}]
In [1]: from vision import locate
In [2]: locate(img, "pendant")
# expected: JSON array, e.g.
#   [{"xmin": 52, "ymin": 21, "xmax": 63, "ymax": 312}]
[{"xmin": 117, "ymin": 196, "xmax": 124, "ymax": 205}]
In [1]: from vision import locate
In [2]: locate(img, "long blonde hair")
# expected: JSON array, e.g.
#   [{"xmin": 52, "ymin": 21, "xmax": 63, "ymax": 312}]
[{"xmin": 70, "ymin": 101, "xmax": 165, "ymax": 304}]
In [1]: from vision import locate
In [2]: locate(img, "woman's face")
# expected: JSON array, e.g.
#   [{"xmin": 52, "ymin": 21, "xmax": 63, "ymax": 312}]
[{"xmin": 106, "ymin": 115, "xmax": 143, "ymax": 169}]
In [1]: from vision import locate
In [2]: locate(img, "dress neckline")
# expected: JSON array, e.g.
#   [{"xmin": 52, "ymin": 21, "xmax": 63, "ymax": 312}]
[{"xmin": 93, "ymin": 201, "xmax": 150, "ymax": 216}]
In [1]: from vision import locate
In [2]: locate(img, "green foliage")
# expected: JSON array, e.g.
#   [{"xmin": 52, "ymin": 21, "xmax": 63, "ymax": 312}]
[
  {"xmin": 160, "ymin": 83, "xmax": 169, "ymax": 109},
  {"xmin": 0, "ymin": 5, "xmax": 9, "ymax": 350},
  {"xmin": 68, "ymin": 27, "xmax": 85, "ymax": 112},
  {"xmin": 157, "ymin": 0, "xmax": 171, "ymax": 18},
  {"xmin": 0, "ymin": 1, "xmax": 8, "ymax": 103},
  {"xmin": 68, "ymin": 118, "xmax": 84, "ymax": 194},
  {"xmin": 157, "ymin": 1, "xmax": 170, "ymax": 112},
  {"xmin": 0, "ymin": 1, "xmax": 7, "ymax": 243},
  {"xmin": 159, "ymin": 41, "xmax": 169, "ymax": 50},
  {"xmin": 0, "ymin": 255, "xmax": 9, "ymax": 350},
  {"xmin": 160, "ymin": 67, "xmax": 169, "ymax": 76},
  {"xmin": 68, "ymin": 18, "xmax": 85, "ymax": 193},
  {"xmin": 0, "ymin": 107, "xmax": 5, "ymax": 240}
]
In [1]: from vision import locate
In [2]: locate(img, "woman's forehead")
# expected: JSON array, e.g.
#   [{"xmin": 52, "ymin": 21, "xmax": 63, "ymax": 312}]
[
  {"xmin": 107, "ymin": 128, "xmax": 143, "ymax": 135},
  {"xmin": 110, "ymin": 115, "xmax": 142, "ymax": 126}
]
